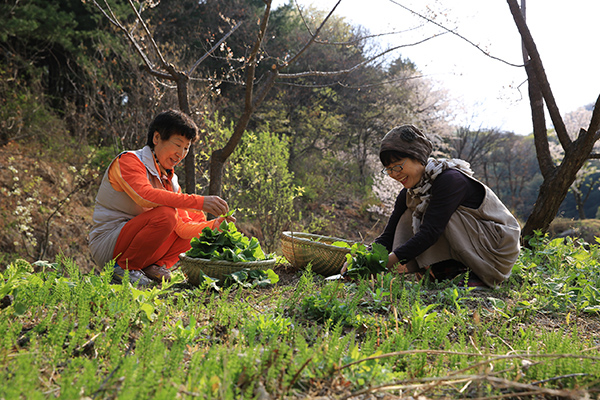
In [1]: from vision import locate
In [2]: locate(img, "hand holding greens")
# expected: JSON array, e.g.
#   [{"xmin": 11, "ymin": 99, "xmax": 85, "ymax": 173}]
[{"xmin": 344, "ymin": 243, "xmax": 389, "ymax": 279}]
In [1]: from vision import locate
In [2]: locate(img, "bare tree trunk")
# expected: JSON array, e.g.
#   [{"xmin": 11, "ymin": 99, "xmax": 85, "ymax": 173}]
[
  {"xmin": 507, "ymin": 0, "xmax": 600, "ymax": 242},
  {"xmin": 522, "ymin": 156, "xmax": 585, "ymax": 238},
  {"xmin": 207, "ymin": 71, "xmax": 279, "ymax": 196},
  {"xmin": 173, "ymin": 71, "xmax": 196, "ymax": 194}
]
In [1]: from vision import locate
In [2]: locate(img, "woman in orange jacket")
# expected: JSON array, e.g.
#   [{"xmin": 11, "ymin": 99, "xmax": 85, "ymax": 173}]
[{"xmin": 88, "ymin": 109, "xmax": 235, "ymax": 285}]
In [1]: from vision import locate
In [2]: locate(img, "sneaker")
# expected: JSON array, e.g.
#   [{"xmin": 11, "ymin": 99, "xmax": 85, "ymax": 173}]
[
  {"xmin": 112, "ymin": 263, "xmax": 153, "ymax": 287},
  {"xmin": 142, "ymin": 264, "xmax": 171, "ymax": 283}
]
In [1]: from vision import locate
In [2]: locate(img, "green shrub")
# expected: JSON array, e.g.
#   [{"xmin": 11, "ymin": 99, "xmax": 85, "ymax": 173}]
[{"xmin": 227, "ymin": 130, "xmax": 301, "ymax": 252}]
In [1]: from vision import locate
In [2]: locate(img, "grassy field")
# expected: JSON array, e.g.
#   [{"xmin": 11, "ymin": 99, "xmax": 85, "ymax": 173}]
[{"xmin": 1, "ymin": 233, "xmax": 600, "ymax": 399}]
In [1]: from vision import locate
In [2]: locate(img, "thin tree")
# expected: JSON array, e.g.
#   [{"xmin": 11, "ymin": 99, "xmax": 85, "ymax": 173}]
[
  {"xmin": 450, "ymin": 127, "xmax": 506, "ymax": 170},
  {"xmin": 207, "ymin": 0, "xmax": 351, "ymax": 196},
  {"xmin": 506, "ymin": 0, "xmax": 600, "ymax": 241}
]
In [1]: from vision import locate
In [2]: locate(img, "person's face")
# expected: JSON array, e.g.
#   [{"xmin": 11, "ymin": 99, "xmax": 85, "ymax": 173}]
[
  {"xmin": 153, "ymin": 132, "xmax": 191, "ymax": 170},
  {"xmin": 382, "ymin": 157, "xmax": 425, "ymax": 189}
]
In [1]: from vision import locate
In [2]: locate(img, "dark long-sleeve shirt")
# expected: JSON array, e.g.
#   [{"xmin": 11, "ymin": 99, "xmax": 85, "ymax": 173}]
[{"xmin": 373, "ymin": 169, "xmax": 485, "ymax": 263}]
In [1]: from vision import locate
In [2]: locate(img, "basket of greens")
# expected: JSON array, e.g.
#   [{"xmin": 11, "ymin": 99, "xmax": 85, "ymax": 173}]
[{"xmin": 180, "ymin": 221, "xmax": 276, "ymax": 285}]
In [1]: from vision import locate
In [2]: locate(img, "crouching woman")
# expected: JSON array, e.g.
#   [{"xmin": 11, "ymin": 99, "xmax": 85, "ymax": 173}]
[
  {"xmin": 361, "ymin": 124, "xmax": 521, "ymax": 288},
  {"xmin": 88, "ymin": 109, "xmax": 234, "ymax": 285}
]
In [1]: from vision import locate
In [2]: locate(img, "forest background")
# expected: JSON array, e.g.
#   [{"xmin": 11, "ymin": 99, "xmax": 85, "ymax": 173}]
[{"xmin": 1, "ymin": 0, "xmax": 598, "ymax": 272}]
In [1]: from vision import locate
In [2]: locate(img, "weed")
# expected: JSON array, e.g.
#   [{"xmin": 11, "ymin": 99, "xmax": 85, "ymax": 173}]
[{"xmin": 2, "ymin": 236, "xmax": 600, "ymax": 398}]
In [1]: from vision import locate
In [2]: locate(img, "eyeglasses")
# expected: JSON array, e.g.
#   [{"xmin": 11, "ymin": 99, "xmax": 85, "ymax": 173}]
[{"xmin": 381, "ymin": 160, "xmax": 407, "ymax": 175}]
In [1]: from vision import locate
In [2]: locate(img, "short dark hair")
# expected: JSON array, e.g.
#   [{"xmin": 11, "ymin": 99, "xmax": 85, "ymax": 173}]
[
  {"xmin": 146, "ymin": 109, "xmax": 198, "ymax": 148},
  {"xmin": 379, "ymin": 150, "xmax": 413, "ymax": 167}
]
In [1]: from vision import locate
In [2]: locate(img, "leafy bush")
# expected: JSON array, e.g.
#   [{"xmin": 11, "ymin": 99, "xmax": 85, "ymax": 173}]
[
  {"xmin": 227, "ymin": 130, "xmax": 301, "ymax": 252},
  {"xmin": 513, "ymin": 232, "xmax": 600, "ymax": 315}
]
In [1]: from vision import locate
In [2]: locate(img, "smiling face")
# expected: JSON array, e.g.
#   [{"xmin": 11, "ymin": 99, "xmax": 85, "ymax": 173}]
[
  {"xmin": 152, "ymin": 131, "xmax": 191, "ymax": 171},
  {"xmin": 384, "ymin": 157, "xmax": 425, "ymax": 189}
]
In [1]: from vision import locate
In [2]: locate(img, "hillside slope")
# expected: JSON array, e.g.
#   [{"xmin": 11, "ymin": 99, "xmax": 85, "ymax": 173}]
[{"xmin": 0, "ymin": 142, "xmax": 97, "ymax": 272}]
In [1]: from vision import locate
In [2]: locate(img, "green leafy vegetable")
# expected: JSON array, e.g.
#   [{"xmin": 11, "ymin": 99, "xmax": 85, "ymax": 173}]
[
  {"xmin": 221, "ymin": 269, "xmax": 280, "ymax": 289},
  {"xmin": 345, "ymin": 243, "xmax": 389, "ymax": 279},
  {"xmin": 195, "ymin": 268, "xmax": 279, "ymax": 291},
  {"xmin": 220, "ymin": 209, "xmax": 236, "ymax": 218},
  {"xmin": 186, "ymin": 220, "xmax": 271, "ymax": 262}
]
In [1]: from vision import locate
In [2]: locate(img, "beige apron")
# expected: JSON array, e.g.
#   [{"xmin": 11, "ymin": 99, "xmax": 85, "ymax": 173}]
[{"xmin": 393, "ymin": 174, "xmax": 521, "ymax": 287}]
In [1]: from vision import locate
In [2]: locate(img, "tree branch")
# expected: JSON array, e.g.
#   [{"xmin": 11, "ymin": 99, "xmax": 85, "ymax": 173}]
[
  {"xmin": 277, "ymin": 73, "xmax": 424, "ymax": 89},
  {"xmin": 524, "ymin": 62, "xmax": 554, "ymax": 178},
  {"xmin": 142, "ymin": 66, "xmax": 174, "ymax": 81},
  {"xmin": 389, "ymin": 0, "xmax": 524, "ymax": 68},
  {"xmin": 313, "ymin": 26, "xmax": 427, "ymax": 46},
  {"xmin": 279, "ymin": 33, "xmax": 444, "ymax": 79},
  {"xmin": 188, "ymin": 20, "xmax": 243, "ymax": 76},
  {"xmin": 252, "ymin": 69, "xmax": 280, "ymax": 110},
  {"xmin": 126, "ymin": 0, "xmax": 169, "ymax": 70},
  {"xmin": 93, "ymin": 0, "xmax": 169, "ymax": 79},
  {"xmin": 587, "ymin": 94, "xmax": 600, "ymax": 139},
  {"xmin": 218, "ymin": 0, "xmax": 273, "ymax": 164},
  {"xmin": 93, "ymin": 1, "xmax": 145, "ymax": 64},
  {"xmin": 284, "ymin": 0, "xmax": 342, "ymax": 67},
  {"xmin": 293, "ymin": 0, "xmax": 427, "ymax": 46}
]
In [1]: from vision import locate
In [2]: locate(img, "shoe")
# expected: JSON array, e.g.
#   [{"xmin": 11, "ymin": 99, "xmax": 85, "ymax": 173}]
[
  {"xmin": 429, "ymin": 260, "xmax": 469, "ymax": 281},
  {"xmin": 112, "ymin": 263, "xmax": 153, "ymax": 287},
  {"xmin": 142, "ymin": 264, "xmax": 171, "ymax": 283}
]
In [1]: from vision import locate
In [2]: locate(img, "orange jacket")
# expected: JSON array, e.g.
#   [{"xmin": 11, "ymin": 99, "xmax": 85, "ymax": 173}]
[{"xmin": 108, "ymin": 151, "xmax": 216, "ymax": 239}]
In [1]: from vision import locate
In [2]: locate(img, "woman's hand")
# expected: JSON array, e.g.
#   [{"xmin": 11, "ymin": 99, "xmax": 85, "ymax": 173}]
[
  {"xmin": 202, "ymin": 195, "xmax": 229, "ymax": 217},
  {"xmin": 340, "ymin": 260, "xmax": 349, "ymax": 277},
  {"xmin": 387, "ymin": 252, "xmax": 405, "ymax": 272},
  {"xmin": 387, "ymin": 252, "xmax": 399, "ymax": 269}
]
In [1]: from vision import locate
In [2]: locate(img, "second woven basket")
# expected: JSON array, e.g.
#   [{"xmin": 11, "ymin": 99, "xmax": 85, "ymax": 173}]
[{"xmin": 280, "ymin": 231, "xmax": 355, "ymax": 276}]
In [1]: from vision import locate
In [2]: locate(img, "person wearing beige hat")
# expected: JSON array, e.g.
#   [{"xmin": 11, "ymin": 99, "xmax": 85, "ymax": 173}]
[{"xmin": 351, "ymin": 124, "xmax": 521, "ymax": 288}]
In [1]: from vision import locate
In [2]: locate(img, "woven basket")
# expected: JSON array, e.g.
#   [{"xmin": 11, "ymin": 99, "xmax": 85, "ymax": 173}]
[
  {"xmin": 280, "ymin": 231, "xmax": 355, "ymax": 276},
  {"xmin": 179, "ymin": 253, "xmax": 277, "ymax": 285}
]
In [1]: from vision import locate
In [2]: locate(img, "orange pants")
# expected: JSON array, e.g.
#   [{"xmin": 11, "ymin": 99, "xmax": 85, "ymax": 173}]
[{"xmin": 113, "ymin": 206, "xmax": 191, "ymax": 271}]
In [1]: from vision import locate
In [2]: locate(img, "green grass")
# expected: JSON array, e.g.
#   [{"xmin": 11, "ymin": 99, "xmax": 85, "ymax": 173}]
[{"xmin": 1, "ymin": 233, "xmax": 600, "ymax": 399}]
